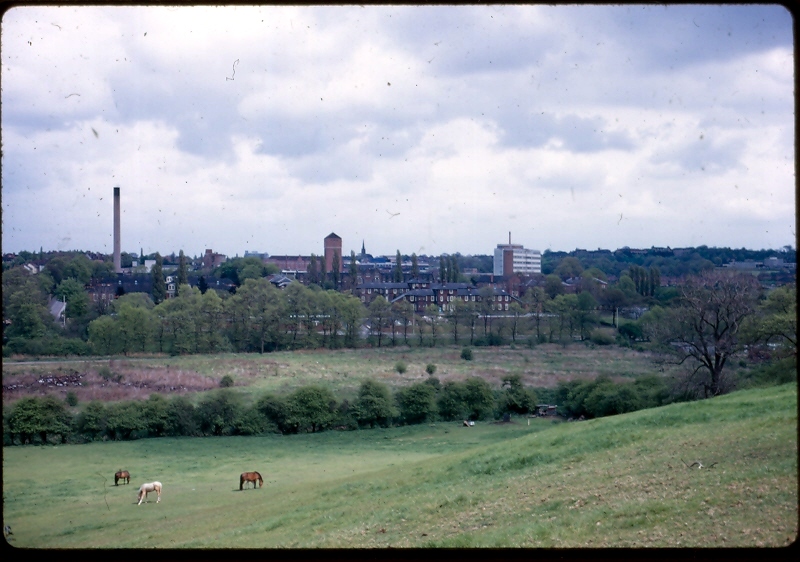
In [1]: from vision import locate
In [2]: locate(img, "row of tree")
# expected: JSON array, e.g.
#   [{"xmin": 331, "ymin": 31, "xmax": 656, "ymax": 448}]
[{"xmin": 4, "ymin": 375, "xmax": 538, "ymax": 445}]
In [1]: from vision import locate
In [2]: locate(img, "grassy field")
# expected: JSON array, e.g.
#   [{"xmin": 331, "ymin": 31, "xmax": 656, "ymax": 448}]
[
  {"xmin": 3, "ymin": 382, "xmax": 796, "ymax": 549},
  {"xmin": 2, "ymin": 344, "xmax": 688, "ymax": 405}
]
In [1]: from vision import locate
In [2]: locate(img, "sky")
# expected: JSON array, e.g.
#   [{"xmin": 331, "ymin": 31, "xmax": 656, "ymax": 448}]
[{"xmin": 1, "ymin": 4, "xmax": 795, "ymax": 260}]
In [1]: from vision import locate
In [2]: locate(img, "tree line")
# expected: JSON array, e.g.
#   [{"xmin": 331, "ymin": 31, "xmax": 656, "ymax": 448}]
[{"xmin": 3, "ymin": 374, "xmax": 541, "ymax": 445}]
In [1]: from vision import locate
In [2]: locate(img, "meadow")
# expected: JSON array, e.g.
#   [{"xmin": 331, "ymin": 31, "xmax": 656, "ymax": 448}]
[
  {"xmin": 3, "ymin": 343, "xmax": 686, "ymax": 405},
  {"xmin": 3, "ymin": 382, "xmax": 796, "ymax": 549}
]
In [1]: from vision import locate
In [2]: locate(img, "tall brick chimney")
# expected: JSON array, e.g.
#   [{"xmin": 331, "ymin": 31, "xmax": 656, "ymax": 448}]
[{"xmin": 113, "ymin": 187, "xmax": 121, "ymax": 273}]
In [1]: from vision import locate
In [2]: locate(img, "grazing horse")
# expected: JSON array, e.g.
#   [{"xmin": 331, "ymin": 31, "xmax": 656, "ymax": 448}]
[
  {"xmin": 137, "ymin": 481, "xmax": 162, "ymax": 505},
  {"xmin": 240, "ymin": 471, "xmax": 263, "ymax": 490},
  {"xmin": 115, "ymin": 470, "xmax": 130, "ymax": 486}
]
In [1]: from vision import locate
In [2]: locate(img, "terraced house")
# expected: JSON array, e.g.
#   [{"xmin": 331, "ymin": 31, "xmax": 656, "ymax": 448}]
[{"xmin": 356, "ymin": 280, "xmax": 520, "ymax": 313}]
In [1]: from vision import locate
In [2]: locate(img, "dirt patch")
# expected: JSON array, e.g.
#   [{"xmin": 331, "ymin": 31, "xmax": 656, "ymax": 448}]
[{"xmin": 3, "ymin": 364, "xmax": 218, "ymax": 405}]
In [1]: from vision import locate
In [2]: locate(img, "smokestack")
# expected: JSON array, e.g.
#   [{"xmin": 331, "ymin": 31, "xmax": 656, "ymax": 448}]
[
  {"xmin": 113, "ymin": 187, "xmax": 121, "ymax": 273},
  {"xmin": 509, "ymin": 231, "xmax": 511, "ymax": 245}
]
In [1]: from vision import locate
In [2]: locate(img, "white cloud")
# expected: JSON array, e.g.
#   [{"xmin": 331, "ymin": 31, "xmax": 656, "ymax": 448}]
[{"xmin": 1, "ymin": 5, "xmax": 794, "ymax": 257}]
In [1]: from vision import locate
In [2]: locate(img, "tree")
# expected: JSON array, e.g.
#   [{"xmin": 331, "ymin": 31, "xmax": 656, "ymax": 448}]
[
  {"xmin": 555, "ymin": 256, "xmax": 583, "ymax": 280},
  {"xmin": 195, "ymin": 390, "xmax": 242, "ymax": 436},
  {"xmin": 393, "ymin": 250, "xmax": 403, "ymax": 282},
  {"xmin": 396, "ymin": 382, "xmax": 437, "ymax": 424},
  {"xmin": 331, "ymin": 251, "xmax": 341, "ymax": 289},
  {"xmin": 353, "ymin": 379, "xmax": 396, "ymax": 428},
  {"xmin": 500, "ymin": 374, "xmax": 537, "ymax": 415},
  {"xmin": 349, "ymin": 250, "xmax": 358, "ymax": 290},
  {"xmin": 307, "ymin": 254, "xmax": 320, "ymax": 286},
  {"xmin": 55, "ymin": 278, "xmax": 90, "ymax": 319},
  {"xmin": 524, "ymin": 287, "xmax": 547, "ymax": 342},
  {"xmin": 76, "ymin": 400, "xmax": 108, "ymax": 440},
  {"xmin": 411, "ymin": 253, "xmax": 419, "ymax": 279},
  {"xmin": 105, "ymin": 401, "xmax": 146, "ymax": 440},
  {"xmin": 176, "ymin": 250, "xmax": 188, "ymax": 296},
  {"xmin": 285, "ymin": 385, "xmax": 337, "ymax": 433},
  {"xmin": 198, "ymin": 275, "xmax": 208, "ymax": 295},
  {"xmin": 462, "ymin": 377, "xmax": 495, "ymax": 420},
  {"xmin": 424, "ymin": 304, "xmax": 440, "ymax": 347},
  {"xmin": 151, "ymin": 253, "xmax": 167, "ymax": 304},
  {"xmin": 753, "ymin": 284, "xmax": 796, "ymax": 358},
  {"xmin": 394, "ymin": 300, "xmax": 415, "ymax": 345},
  {"xmin": 117, "ymin": 303, "xmax": 155, "ymax": 353},
  {"xmin": 340, "ymin": 294, "xmax": 365, "ymax": 349},
  {"xmin": 665, "ymin": 271, "xmax": 762, "ymax": 397},
  {"xmin": 449, "ymin": 255, "xmax": 460, "ymax": 283},
  {"xmin": 544, "ymin": 274, "xmax": 564, "ymax": 299},
  {"xmin": 368, "ymin": 296, "xmax": 391, "ymax": 347}
]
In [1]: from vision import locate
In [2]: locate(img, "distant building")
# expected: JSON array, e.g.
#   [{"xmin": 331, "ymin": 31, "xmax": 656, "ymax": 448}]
[
  {"xmin": 202, "ymin": 249, "xmax": 226, "ymax": 269},
  {"xmin": 493, "ymin": 234, "xmax": 541, "ymax": 276},
  {"xmin": 324, "ymin": 232, "xmax": 343, "ymax": 273}
]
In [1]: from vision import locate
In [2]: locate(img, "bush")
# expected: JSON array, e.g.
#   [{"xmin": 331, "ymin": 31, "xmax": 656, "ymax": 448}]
[
  {"xmin": 426, "ymin": 363, "xmax": 437, "ymax": 375},
  {"xmin": 394, "ymin": 361, "xmax": 407, "ymax": 374},
  {"xmin": 165, "ymin": 396, "xmax": 198, "ymax": 436},
  {"xmin": 219, "ymin": 374, "xmax": 234, "ymax": 388},
  {"xmin": 396, "ymin": 382, "xmax": 437, "ymax": 424},
  {"xmin": 461, "ymin": 347, "xmax": 473, "ymax": 361},
  {"xmin": 65, "ymin": 391, "xmax": 79, "ymax": 407},
  {"xmin": 255, "ymin": 394, "xmax": 290, "ymax": 433},
  {"xmin": 233, "ymin": 406, "xmax": 271, "ymax": 435},
  {"xmin": 589, "ymin": 329, "xmax": 615, "ymax": 346},
  {"xmin": 353, "ymin": 379, "xmax": 396, "ymax": 428},
  {"xmin": 284, "ymin": 385, "xmax": 337, "ymax": 433},
  {"xmin": 437, "ymin": 381, "xmax": 467, "ymax": 420},
  {"xmin": 195, "ymin": 390, "xmax": 242, "ymax": 436}
]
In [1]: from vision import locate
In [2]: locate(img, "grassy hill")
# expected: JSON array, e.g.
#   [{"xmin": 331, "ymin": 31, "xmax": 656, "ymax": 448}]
[{"xmin": 2, "ymin": 382, "xmax": 796, "ymax": 548}]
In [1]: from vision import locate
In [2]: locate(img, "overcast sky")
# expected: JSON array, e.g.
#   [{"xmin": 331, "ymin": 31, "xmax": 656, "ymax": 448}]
[{"xmin": 1, "ymin": 4, "xmax": 794, "ymax": 259}]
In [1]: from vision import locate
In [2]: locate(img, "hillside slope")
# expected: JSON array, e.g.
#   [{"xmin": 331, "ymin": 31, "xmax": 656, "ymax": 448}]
[{"xmin": 2, "ymin": 383, "xmax": 796, "ymax": 548}]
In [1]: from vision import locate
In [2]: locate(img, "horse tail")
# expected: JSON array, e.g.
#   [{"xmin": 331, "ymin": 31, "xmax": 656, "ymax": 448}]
[{"xmin": 239, "ymin": 474, "xmax": 244, "ymax": 491}]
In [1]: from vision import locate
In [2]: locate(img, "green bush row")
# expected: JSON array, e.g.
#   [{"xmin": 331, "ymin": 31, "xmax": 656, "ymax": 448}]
[{"xmin": 3, "ymin": 374, "xmax": 540, "ymax": 445}]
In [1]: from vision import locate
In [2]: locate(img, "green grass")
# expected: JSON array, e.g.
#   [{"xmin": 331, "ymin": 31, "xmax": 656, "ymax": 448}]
[
  {"xmin": 3, "ymin": 344, "xmax": 682, "ymax": 405},
  {"xmin": 3, "ymin": 383, "xmax": 796, "ymax": 548}
]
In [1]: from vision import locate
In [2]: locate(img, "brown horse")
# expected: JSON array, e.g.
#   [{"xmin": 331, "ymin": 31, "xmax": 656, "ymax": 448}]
[
  {"xmin": 115, "ymin": 470, "xmax": 130, "ymax": 486},
  {"xmin": 240, "ymin": 471, "xmax": 263, "ymax": 490}
]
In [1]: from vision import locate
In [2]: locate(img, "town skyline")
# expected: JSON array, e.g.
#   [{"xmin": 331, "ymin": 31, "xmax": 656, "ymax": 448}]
[{"xmin": 2, "ymin": 5, "xmax": 794, "ymax": 257}]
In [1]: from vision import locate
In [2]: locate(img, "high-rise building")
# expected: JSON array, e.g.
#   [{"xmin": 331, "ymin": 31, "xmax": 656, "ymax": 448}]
[{"xmin": 493, "ymin": 233, "xmax": 541, "ymax": 276}]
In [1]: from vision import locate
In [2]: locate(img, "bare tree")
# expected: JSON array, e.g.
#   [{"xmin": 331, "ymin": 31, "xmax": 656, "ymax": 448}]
[{"xmin": 666, "ymin": 271, "xmax": 761, "ymax": 397}]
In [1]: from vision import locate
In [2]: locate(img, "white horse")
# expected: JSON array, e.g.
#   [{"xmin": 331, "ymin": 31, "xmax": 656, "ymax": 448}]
[{"xmin": 137, "ymin": 481, "xmax": 162, "ymax": 505}]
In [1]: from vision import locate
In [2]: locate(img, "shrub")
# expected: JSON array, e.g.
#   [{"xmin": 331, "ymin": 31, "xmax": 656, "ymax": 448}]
[
  {"xmin": 219, "ymin": 374, "xmax": 234, "ymax": 388},
  {"xmin": 165, "ymin": 396, "xmax": 198, "ymax": 436},
  {"xmin": 461, "ymin": 347, "xmax": 473, "ymax": 361},
  {"xmin": 76, "ymin": 400, "xmax": 108, "ymax": 441},
  {"xmin": 233, "ymin": 406, "xmax": 271, "ymax": 436},
  {"xmin": 462, "ymin": 377, "xmax": 496, "ymax": 420},
  {"xmin": 394, "ymin": 361, "xmax": 407, "ymax": 374},
  {"xmin": 426, "ymin": 363, "xmax": 437, "ymax": 375},
  {"xmin": 284, "ymin": 385, "xmax": 337, "ymax": 433},
  {"xmin": 105, "ymin": 401, "xmax": 146, "ymax": 440},
  {"xmin": 396, "ymin": 382, "xmax": 437, "ymax": 424},
  {"xmin": 589, "ymin": 329, "xmax": 615, "ymax": 346},
  {"xmin": 437, "ymin": 381, "xmax": 467, "ymax": 420},
  {"xmin": 499, "ymin": 374, "xmax": 537, "ymax": 415},
  {"xmin": 195, "ymin": 390, "xmax": 242, "ymax": 436},
  {"xmin": 353, "ymin": 379, "xmax": 396, "ymax": 428},
  {"xmin": 65, "ymin": 391, "xmax": 79, "ymax": 407},
  {"xmin": 255, "ymin": 394, "xmax": 290, "ymax": 433}
]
